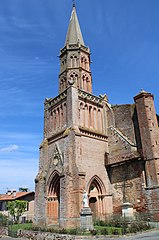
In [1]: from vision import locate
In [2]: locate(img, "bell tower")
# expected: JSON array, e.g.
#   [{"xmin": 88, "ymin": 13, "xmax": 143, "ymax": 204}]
[
  {"xmin": 35, "ymin": 4, "xmax": 111, "ymax": 229},
  {"xmin": 59, "ymin": 5, "xmax": 92, "ymax": 93}
]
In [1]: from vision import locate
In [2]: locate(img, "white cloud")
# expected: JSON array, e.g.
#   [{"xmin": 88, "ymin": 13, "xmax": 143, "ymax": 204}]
[{"xmin": 0, "ymin": 144, "xmax": 19, "ymax": 153}]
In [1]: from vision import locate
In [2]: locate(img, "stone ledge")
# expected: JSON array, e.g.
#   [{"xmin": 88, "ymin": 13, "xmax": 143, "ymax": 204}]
[
  {"xmin": 145, "ymin": 186, "xmax": 159, "ymax": 190},
  {"xmin": 0, "ymin": 227, "xmax": 8, "ymax": 236},
  {"xmin": 18, "ymin": 229, "xmax": 121, "ymax": 240}
]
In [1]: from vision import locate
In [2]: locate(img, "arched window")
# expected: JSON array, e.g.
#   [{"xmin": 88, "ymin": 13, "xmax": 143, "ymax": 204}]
[
  {"xmin": 70, "ymin": 55, "xmax": 78, "ymax": 68},
  {"xmin": 70, "ymin": 55, "xmax": 73, "ymax": 67},
  {"xmin": 81, "ymin": 56, "xmax": 88, "ymax": 69},
  {"xmin": 79, "ymin": 102, "xmax": 84, "ymax": 126},
  {"xmin": 82, "ymin": 74, "xmax": 89, "ymax": 91},
  {"xmin": 60, "ymin": 79, "xmax": 63, "ymax": 92},
  {"xmin": 74, "ymin": 55, "xmax": 77, "ymax": 67},
  {"xmin": 70, "ymin": 72, "xmax": 78, "ymax": 82}
]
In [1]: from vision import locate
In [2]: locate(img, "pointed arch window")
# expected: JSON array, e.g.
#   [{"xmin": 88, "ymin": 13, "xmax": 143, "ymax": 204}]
[
  {"xmin": 82, "ymin": 74, "xmax": 90, "ymax": 91},
  {"xmin": 60, "ymin": 77, "xmax": 67, "ymax": 92},
  {"xmin": 70, "ymin": 72, "xmax": 78, "ymax": 82},
  {"xmin": 70, "ymin": 55, "xmax": 78, "ymax": 68},
  {"xmin": 81, "ymin": 56, "xmax": 88, "ymax": 69}
]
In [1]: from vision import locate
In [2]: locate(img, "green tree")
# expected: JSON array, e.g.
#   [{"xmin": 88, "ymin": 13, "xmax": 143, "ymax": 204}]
[
  {"xmin": 7, "ymin": 200, "xmax": 27, "ymax": 223},
  {"xmin": 0, "ymin": 213, "xmax": 8, "ymax": 226}
]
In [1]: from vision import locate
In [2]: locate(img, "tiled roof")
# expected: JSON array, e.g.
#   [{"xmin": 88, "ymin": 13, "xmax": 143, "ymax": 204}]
[{"xmin": 0, "ymin": 192, "xmax": 34, "ymax": 201}]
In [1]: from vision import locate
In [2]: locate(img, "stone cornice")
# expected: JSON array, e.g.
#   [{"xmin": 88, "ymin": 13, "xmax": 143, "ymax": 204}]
[
  {"xmin": 134, "ymin": 91, "xmax": 154, "ymax": 101},
  {"xmin": 47, "ymin": 129, "xmax": 67, "ymax": 144},
  {"xmin": 60, "ymin": 44, "xmax": 90, "ymax": 56},
  {"xmin": 78, "ymin": 89, "xmax": 104, "ymax": 107},
  {"xmin": 79, "ymin": 126, "xmax": 108, "ymax": 141},
  {"xmin": 59, "ymin": 67, "xmax": 91, "ymax": 76},
  {"xmin": 105, "ymin": 153, "xmax": 142, "ymax": 167},
  {"xmin": 45, "ymin": 90, "xmax": 67, "ymax": 110}
]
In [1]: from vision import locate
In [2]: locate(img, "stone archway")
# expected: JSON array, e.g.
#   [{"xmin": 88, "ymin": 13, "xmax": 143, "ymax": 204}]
[
  {"xmin": 47, "ymin": 171, "xmax": 60, "ymax": 225},
  {"xmin": 88, "ymin": 175, "xmax": 106, "ymax": 220}
]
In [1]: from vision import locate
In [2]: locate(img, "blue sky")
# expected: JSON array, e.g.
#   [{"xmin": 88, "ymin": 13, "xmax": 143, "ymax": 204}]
[{"xmin": 0, "ymin": 0, "xmax": 159, "ymax": 193}]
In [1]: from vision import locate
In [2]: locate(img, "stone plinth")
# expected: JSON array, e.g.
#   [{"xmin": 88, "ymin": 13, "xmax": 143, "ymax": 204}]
[
  {"xmin": 122, "ymin": 202, "xmax": 134, "ymax": 220},
  {"xmin": 80, "ymin": 207, "xmax": 93, "ymax": 230}
]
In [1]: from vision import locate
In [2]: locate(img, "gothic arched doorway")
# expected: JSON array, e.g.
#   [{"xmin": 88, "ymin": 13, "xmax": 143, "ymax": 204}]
[
  {"xmin": 47, "ymin": 171, "xmax": 60, "ymax": 225},
  {"xmin": 88, "ymin": 175, "xmax": 106, "ymax": 220}
]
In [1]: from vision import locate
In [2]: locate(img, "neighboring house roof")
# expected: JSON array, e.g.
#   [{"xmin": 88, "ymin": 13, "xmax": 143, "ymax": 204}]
[{"xmin": 0, "ymin": 192, "xmax": 34, "ymax": 201}]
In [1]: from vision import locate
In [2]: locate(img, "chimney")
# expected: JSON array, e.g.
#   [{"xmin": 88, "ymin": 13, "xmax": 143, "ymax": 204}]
[
  {"xmin": 12, "ymin": 189, "xmax": 16, "ymax": 197},
  {"xmin": 7, "ymin": 190, "xmax": 12, "ymax": 195}
]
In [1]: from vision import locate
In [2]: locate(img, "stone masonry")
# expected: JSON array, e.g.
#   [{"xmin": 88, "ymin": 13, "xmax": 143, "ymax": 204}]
[{"xmin": 34, "ymin": 5, "xmax": 159, "ymax": 228}]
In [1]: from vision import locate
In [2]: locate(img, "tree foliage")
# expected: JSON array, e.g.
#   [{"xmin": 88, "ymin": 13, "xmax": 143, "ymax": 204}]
[
  {"xmin": 0, "ymin": 213, "xmax": 8, "ymax": 226},
  {"xmin": 7, "ymin": 200, "xmax": 27, "ymax": 223}
]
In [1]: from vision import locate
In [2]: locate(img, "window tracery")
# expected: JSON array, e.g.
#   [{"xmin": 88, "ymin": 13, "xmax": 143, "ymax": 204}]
[{"xmin": 69, "ymin": 72, "xmax": 78, "ymax": 82}]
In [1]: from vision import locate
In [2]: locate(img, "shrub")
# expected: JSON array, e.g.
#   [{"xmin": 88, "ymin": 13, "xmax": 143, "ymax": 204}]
[
  {"xmin": 58, "ymin": 228, "xmax": 68, "ymax": 234},
  {"xmin": 112, "ymin": 228, "xmax": 119, "ymax": 235},
  {"xmin": 94, "ymin": 219, "xmax": 105, "ymax": 226},
  {"xmin": 100, "ymin": 228, "xmax": 108, "ymax": 235},
  {"xmin": 49, "ymin": 228, "xmax": 59, "ymax": 233},
  {"xmin": 128, "ymin": 221, "xmax": 151, "ymax": 233},
  {"xmin": 90, "ymin": 229, "xmax": 97, "ymax": 235},
  {"xmin": 0, "ymin": 213, "xmax": 8, "ymax": 226},
  {"xmin": 68, "ymin": 228, "xmax": 78, "ymax": 235},
  {"xmin": 25, "ymin": 219, "xmax": 33, "ymax": 224}
]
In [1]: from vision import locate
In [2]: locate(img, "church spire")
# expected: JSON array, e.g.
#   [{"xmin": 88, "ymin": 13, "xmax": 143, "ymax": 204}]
[
  {"xmin": 59, "ymin": 5, "xmax": 92, "ymax": 94},
  {"xmin": 65, "ymin": 5, "xmax": 85, "ymax": 46}
]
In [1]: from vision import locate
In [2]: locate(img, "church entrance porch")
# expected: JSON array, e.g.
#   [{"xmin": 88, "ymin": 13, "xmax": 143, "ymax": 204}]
[{"xmin": 47, "ymin": 171, "xmax": 60, "ymax": 226}]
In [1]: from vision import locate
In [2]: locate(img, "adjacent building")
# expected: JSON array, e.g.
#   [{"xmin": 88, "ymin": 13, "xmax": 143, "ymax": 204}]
[{"xmin": 0, "ymin": 190, "xmax": 34, "ymax": 222}]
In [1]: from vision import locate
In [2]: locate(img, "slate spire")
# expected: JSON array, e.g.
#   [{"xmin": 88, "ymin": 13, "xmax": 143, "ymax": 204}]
[{"xmin": 65, "ymin": 5, "xmax": 85, "ymax": 46}]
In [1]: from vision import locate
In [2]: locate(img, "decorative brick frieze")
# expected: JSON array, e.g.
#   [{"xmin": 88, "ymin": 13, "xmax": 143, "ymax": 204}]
[
  {"xmin": 79, "ymin": 126, "xmax": 108, "ymax": 141},
  {"xmin": 78, "ymin": 89, "xmax": 103, "ymax": 106},
  {"xmin": 45, "ymin": 90, "xmax": 67, "ymax": 109}
]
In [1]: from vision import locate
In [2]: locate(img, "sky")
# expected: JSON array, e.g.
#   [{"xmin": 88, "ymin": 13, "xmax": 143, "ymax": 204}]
[{"xmin": 0, "ymin": 0, "xmax": 159, "ymax": 193}]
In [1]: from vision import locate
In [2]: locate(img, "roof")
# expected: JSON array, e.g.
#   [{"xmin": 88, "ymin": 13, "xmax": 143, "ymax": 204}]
[
  {"xmin": 0, "ymin": 191, "xmax": 34, "ymax": 201},
  {"xmin": 65, "ymin": 5, "xmax": 85, "ymax": 46}
]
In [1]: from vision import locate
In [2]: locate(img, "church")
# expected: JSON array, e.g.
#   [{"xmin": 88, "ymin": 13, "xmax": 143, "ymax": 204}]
[{"xmin": 34, "ymin": 5, "xmax": 159, "ymax": 228}]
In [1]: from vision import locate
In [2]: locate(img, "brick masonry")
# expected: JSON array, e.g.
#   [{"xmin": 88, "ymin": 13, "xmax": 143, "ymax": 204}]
[{"xmin": 34, "ymin": 6, "xmax": 159, "ymax": 228}]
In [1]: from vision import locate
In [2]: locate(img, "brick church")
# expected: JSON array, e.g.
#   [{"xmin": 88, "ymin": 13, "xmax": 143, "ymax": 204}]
[{"xmin": 34, "ymin": 5, "xmax": 159, "ymax": 228}]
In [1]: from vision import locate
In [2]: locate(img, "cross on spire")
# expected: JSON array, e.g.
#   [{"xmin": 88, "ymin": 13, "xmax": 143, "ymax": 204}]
[
  {"xmin": 65, "ymin": 2, "xmax": 85, "ymax": 46},
  {"xmin": 72, "ymin": 0, "xmax": 76, "ymax": 7}
]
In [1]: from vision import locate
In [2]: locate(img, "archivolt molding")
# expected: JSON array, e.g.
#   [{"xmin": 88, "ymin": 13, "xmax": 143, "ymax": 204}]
[
  {"xmin": 87, "ymin": 175, "xmax": 106, "ymax": 196},
  {"xmin": 47, "ymin": 170, "xmax": 60, "ymax": 192}
]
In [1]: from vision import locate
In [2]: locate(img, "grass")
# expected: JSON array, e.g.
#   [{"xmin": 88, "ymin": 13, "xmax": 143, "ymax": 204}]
[
  {"xmin": 8, "ymin": 223, "xmax": 32, "ymax": 231},
  {"xmin": 8, "ymin": 223, "xmax": 122, "ymax": 236},
  {"xmin": 8, "ymin": 221, "xmax": 150, "ymax": 236}
]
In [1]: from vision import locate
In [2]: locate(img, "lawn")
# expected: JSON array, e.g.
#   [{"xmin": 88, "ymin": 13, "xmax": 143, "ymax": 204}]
[{"xmin": 8, "ymin": 222, "xmax": 32, "ymax": 231}]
